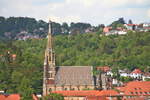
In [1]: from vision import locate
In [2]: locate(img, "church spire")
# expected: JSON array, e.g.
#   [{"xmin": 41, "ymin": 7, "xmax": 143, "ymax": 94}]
[
  {"xmin": 45, "ymin": 19, "xmax": 55, "ymax": 65},
  {"xmin": 47, "ymin": 20, "xmax": 52, "ymax": 51},
  {"xmin": 43, "ymin": 19, "xmax": 56, "ymax": 96}
]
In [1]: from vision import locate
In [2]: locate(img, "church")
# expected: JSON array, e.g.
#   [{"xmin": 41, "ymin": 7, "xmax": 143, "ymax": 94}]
[{"xmin": 43, "ymin": 20, "xmax": 98, "ymax": 96}]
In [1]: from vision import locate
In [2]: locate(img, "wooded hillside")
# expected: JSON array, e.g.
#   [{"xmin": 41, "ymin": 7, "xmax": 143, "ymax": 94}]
[{"xmin": 0, "ymin": 31, "xmax": 150, "ymax": 99}]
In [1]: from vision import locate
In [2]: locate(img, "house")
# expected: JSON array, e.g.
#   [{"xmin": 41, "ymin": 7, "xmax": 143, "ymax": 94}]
[
  {"xmin": 130, "ymin": 69, "xmax": 142, "ymax": 79},
  {"xmin": 103, "ymin": 27, "xmax": 112, "ymax": 33},
  {"xmin": 124, "ymin": 24, "xmax": 138, "ymax": 30},
  {"xmin": 103, "ymin": 27, "xmax": 127, "ymax": 36},
  {"xmin": 143, "ymin": 23, "xmax": 150, "ymax": 27}
]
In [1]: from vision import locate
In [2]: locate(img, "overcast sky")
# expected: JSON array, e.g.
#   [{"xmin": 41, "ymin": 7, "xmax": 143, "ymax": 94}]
[{"xmin": 0, "ymin": 0, "xmax": 150, "ymax": 25}]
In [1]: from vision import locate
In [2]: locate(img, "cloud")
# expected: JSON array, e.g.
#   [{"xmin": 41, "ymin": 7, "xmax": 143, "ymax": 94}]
[{"xmin": 0, "ymin": 0, "xmax": 150, "ymax": 25}]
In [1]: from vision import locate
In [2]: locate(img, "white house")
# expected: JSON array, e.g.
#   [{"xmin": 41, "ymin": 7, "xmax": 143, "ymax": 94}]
[
  {"xmin": 130, "ymin": 69, "xmax": 142, "ymax": 79},
  {"xmin": 124, "ymin": 24, "xmax": 138, "ymax": 30}
]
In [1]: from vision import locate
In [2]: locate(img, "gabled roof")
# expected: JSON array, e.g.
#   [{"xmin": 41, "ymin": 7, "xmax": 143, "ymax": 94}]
[
  {"xmin": 54, "ymin": 66, "xmax": 94, "ymax": 86},
  {"xmin": 131, "ymin": 69, "xmax": 142, "ymax": 74}
]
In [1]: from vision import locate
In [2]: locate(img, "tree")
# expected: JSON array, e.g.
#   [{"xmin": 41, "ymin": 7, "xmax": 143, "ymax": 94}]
[
  {"xmin": 61, "ymin": 22, "xmax": 69, "ymax": 34},
  {"xmin": 18, "ymin": 77, "xmax": 33, "ymax": 100},
  {"xmin": 42, "ymin": 93, "xmax": 64, "ymax": 100},
  {"xmin": 110, "ymin": 17, "xmax": 126, "ymax": 29},
  {"xmin": 128, "ymin": 19, "xmax": 133, "ymax": 24}
]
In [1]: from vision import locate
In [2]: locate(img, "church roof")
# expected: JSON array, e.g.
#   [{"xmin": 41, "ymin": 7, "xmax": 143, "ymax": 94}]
[{"xmin": 54, "ymin": 66, "xmax": 94, "ymax": 86}]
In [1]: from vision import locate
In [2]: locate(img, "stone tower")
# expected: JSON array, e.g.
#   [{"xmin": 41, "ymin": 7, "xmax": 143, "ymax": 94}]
[{"xmin": 43, "ymin": 20, "xmax": 56, "ymax": 96}]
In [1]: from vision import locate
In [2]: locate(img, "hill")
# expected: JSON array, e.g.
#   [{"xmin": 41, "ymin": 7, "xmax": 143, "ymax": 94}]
[
  {"xmin": 0, "ymin": 31, "xmax": 150, "ymax": 98},
  {"xmin": 0, "ymin": 16, "xmax": 93, "ymax": 39}
]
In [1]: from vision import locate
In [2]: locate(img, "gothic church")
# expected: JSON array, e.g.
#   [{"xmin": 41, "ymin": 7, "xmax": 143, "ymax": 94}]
[{"xmin": 43, "ymin": 20, "xmax": 97, "ymax": 96}]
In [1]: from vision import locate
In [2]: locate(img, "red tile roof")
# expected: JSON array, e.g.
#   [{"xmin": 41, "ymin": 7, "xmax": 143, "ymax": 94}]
[
  {"xmin": 96, "ymin": 66, "xmax": 111, "ymax": 72},
  {"xmin": 0, "ymin": 94, "xmax": 20, "ymax": 100},
  {"xmin": 0, "ymin": 95, "xmax": 5, "ymax": 100},
  {"xmin": 115, "ymin": 87, "xmax": 125, "ymax": 92},
  {"xmin": 131, "ymin": 69, "xmax": 142, "ymax": 74},
  {"xmin": 97, "ymin": 90, "xmax": 119, "ymax": 96},
  {"xmin": 126, "ymin": 24, "xmax": 138, "ymax": 26},
  {"xmin": 116, "ymin": 81, "xmax": 150, "ymax": 96},
  {"xmin": 53, "ymin": 90, "xmax": 119, "ymax": 97}
]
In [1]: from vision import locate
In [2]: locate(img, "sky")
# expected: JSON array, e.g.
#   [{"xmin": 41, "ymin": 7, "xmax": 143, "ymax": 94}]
[{"xmin": 0, "ymin": 0, "xmax": 150, "ymax": 25}]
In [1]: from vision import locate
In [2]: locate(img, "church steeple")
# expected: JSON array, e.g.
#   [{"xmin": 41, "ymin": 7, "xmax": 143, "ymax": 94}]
[
  {"xmin": 43, "ymin": 19, "xmax": 56, "ymax": 96},
  {"xmin": 44, "ymin": 20, "xmax": 55, "ymax": 66}
]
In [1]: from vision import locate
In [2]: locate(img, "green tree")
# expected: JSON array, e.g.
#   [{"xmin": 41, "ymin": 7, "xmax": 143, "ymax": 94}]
[
  {"xmin": 18, "ymin": 77, "xmax": 33, "ymax": 100},
  {"xmin": 42, "ymin": 93, "xmax": 64, "ymax": 100}
]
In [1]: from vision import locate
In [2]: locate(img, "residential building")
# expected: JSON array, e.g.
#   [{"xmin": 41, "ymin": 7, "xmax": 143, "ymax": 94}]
[
  {"xmin": 103, "ymin": 27, "xmax": 127, "ymax": 36},
  {"xmin": 124, "ymin": 24, "xmax": 138, "ymax": 30},
  {"xmin": 130, "ymin": 69, "xmax": 142, "ymax": 79}
]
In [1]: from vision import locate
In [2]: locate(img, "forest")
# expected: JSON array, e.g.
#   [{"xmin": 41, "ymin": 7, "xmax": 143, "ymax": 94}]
[
  {"xmin": 0, "ymin": 31, "xmax": 150, "ymax": 99},
  {"xmin": 0, "ymin": 16, "xmax": 93, "ymax": 39}
]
